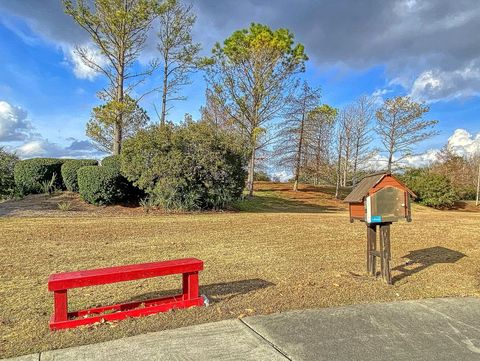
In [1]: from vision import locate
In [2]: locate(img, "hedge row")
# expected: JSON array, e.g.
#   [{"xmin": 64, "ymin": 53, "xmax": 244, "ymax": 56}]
[
  {"xmin": 77, "ymin": 165, "xmax": 128, "ymax": 205},
  {"xmin": 13, "ymin": 155, "xmax": 141, "ymax": 206},
  {"xmin": 77, "ymin": 155, "xmax": 144, "ymax": 205},
  {"xmin": 101, "ymin": 155, "xmax": 121, "ymax": 170},
  {"xmin": 61, "ymin": 159, "xmax": 98, "ymax": 192},
  {"xmin": 14, "ymin": 158, "xmax": 70, "ymax": 194}
]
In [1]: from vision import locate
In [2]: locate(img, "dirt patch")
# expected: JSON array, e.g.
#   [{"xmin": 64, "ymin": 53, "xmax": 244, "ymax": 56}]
[
  {"xmin": 453, "ymin": 201, "xmax": 480, "ymax": 212},
  {"xmin": 0, "ymin": 193, "xmax": 144, "ymax": 218}
]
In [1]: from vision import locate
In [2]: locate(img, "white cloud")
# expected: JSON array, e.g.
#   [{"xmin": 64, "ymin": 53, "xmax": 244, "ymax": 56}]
[
  {"xmin": 66, "ymin": 44, "xmax": 108, "ymax": 80},
  {"xmin": 365, "ymin": 149, "xmax": 440, "ymax": 170},
  {"xmin": 410, "ymin": 65, "xmax": 480, "ymax": 102},
  {"xmin": 0, "ymin": 100, "xmax": 104, "ymax": 159},
  {"xmin": 447, "ymin": 128, "xmax": 480, "ymax": 156},
  {"xmin": 363, "ymin": 154, "xmax": 390, "ymax": 171},
  {"xmin": 0, "ymin": 101, "xmax": 32, "ymax": 141},
  {"xmin": 0, "ymin": 4, "xmax": 108, "ymax": 81},
  {"xmin": 371, "ymin": 88, "xmax": 394, "ymax": 105},
  {"xmin": 15, "ymin": 138, "xmax": 104, "ymax": 159},
  {"xmin": 271, "ymin": 170, "xmax": 292, "ymax": 183},
  {"xmin": 401, "ymin": 149, "xmax": 440, "ymax": 167},
  {"xmin": 15, "ymin": 140, "xmax": 45, "ymax": 157},
  {"xmin": 365, "ymin": 129, "xmax": 480, "ymax": 171}
]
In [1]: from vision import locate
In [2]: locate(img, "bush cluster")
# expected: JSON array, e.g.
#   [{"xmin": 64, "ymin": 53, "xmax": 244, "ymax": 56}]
[
  {"xmin": 121, "ymin": 121, "xmax": 246, "ymax": 210},
  {"xmin": 61, "ymin": 159, "xmax": 98, "ymax": 192},
  {"xmin": 12, "ymin": 154, "xmax": 140, "ymax": 206},
  {"xmin": 101, "ymin": 155, "xmax": 121, "ymax": 170},
  {"xmin": 77, "ymin": 165, "xmax": 128, "ymax": 205},
  {"xmin": 254, "ymin": 171, "xmax": 271, "ymax": 182},
  {"xmin": 456, "ymin": 186, "xmax": 477, "ymax": 201},
  {"xmin": 0, "ymin": 147, "xmax": 19, "ymax": 199},
  {"xmin": 401, "ymin": 169, "xmax": 459, "ymax": 209},
  {"xmin": 14, "ymin": 158, "xmax": 69, "ymax": 194}
]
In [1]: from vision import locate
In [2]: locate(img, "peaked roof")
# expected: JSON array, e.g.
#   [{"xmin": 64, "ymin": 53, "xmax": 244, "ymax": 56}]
[{"xmin": 343, "ymin": 172, "xmax": 416, "ymax": 203}]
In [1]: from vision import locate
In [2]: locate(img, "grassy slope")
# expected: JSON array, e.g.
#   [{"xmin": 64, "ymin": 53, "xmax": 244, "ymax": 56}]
[{"xmin": 0, "ymin": 182, "xmax": 479, "ymax": 358}]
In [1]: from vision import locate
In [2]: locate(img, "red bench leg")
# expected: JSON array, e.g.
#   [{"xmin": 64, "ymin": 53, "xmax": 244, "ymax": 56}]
[
  {"xmin": 53, "ymin": 290, "xmax": 68, "ymax": 322},
  {"xmin": 182, "ymin": 272, "xmax": 199, "ymax": 301}
]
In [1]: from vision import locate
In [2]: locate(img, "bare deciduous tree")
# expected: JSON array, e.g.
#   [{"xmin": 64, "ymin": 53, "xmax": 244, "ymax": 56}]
[
  {"xmin": 275, "ymin": 82, "xmax": 321, "ymax": 191},
  {"xmin": 350, "ymin": 95, "xmax": 376, "ymax": 185},
  {"xmin": 375, "ymin": 96, "xmax": 438, "ymax": 172},
  {"xmin": 303, "ymin": 104, "xmax": 337, "ymax": 186},
  {"xmin": 156, "ymin": 0, "xmax": 200, "ymax": 125},
  {"xmin": 200, "ymin": 89, "xmax": 237, "ymax": 131},
  {"xmin": 334, "ymin": 109, "xmax": 349, "ymax": 197},
  {"xmin": 338, "ymin": 109, "xmax": 354, "ymax": 187},
  {"xmin": 476, "ymin": 156, "xmax": 480, "ymax": 206}
]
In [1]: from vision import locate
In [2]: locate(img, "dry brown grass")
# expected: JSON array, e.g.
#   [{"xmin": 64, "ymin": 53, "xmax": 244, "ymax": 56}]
[{"xmin": 1, "ymin": 182, "xmax": 479, "ymax": 358}]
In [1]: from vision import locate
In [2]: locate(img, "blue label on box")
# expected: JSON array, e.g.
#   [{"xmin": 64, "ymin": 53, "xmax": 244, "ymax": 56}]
[{"xmin": 370, "ymin": 215, "xmax": 382, "ymax": 223}]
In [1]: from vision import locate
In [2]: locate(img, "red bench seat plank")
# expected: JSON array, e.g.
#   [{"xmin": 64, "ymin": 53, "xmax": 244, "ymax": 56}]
[{"xmin": 48, "ymin": 258, "xmax": 203, "ymax": 291}]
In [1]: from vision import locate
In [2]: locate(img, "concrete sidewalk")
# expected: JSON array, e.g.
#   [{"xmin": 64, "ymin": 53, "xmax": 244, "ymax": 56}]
[{"xmin": 6, "ymin": 297, "xmax": 480, "ymax": 361}]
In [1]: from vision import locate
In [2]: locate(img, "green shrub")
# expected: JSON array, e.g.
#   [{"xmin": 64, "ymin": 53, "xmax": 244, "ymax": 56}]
[
  {"xmin": 254, "ymin": 171, "xmax": 271, "ymax": 182},
  {"xmin": 57, "ymin": 201, "xmax": 73, "ymax": 211},
  {"xmin": 456, "ymin": 186, "xmax": 477, "ymax": 201},
  {"xmin": 121, "ymin": 121, "xmax": 247, "ymax": 210},
  {"xmin": 61, "ymin": 159, "xmax": 98, "ymax": 192},
  {"xmin": 77, "ymin": 166, "xmax": 128, "ymax": 205},
  {"xmin": 0, "ymin": 147, "xmax": 19, "ymax": 199},
  {"xmin": 102, "ymin": 155, "xmax": 121, "ymax": 171},
  {"xmin": 14, "ymin": 158, "xmax": 69, "ymax": 194},
  {"xmin": 401, "ymin": 169, "xmax": 459, "ymax": 209},
  {"xmin": 40, "ymin": 173, "xmax": 58, "ymax": 194}
]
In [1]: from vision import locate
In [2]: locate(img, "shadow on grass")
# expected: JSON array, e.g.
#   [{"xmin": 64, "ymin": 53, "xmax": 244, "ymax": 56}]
[
  {"xmin": 392, "ymin": 246, "xmax": 465, "ymax": 283},
  {"xmin": 125, "ymin": 278, "xmax": 275, "ymax": 304},
  {"xmin": 452, "ymin": 201, "xmax": 480, "ymax": 212}
]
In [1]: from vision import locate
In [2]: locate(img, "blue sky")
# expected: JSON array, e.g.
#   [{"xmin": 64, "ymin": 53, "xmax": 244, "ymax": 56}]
[{"xmin": 0, "ymin": 0, "xmax": 479, "ymax": 165}]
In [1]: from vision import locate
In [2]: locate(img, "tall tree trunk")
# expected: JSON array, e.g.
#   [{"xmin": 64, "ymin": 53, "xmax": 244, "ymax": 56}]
[
  {"xmin": 160, "ymin": 61, "xmax": 168, "ymax": 126},
  {"xmin": 113, "ymin": 67, "xmax": 124, "ymax": 155},
  {"xmin": 293, "ymin": 107, "xmax": 306, "ymax": 192},
  {"xmin": 352, "ymin": 141, "xmax": 360, "ymax": 186},
  {"xmin": 387, "ymin": 152, "xmax": 393, "ymax": 173},
  {"xmin": 113, "ymin": 122, "xmax": 122, "ymax": 155},
  {"xmin": 335, "ymin": 135, "xmax": 343, "ymax": 199},
  {"xmin": 342, "ymin": 147, "xmax": 349, "ymax": 187},
  {"xmin": 247, "ymin": 147, "xmax": 256, "ymax": 197},
  {"xmin": 387, "ymin": 126, "xmax": 396, "ymax": 173},
  {"xmin": 476, "ymin": 161, "xmax": 480, "ymax": 206}
]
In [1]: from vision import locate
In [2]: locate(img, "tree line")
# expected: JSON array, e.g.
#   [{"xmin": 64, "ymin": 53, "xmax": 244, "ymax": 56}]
[{"xmin": 62, "ymin": 0, "xmax": 479, "ymax": 202}]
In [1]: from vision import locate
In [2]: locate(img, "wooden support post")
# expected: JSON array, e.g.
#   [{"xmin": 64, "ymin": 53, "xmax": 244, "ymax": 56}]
[
  {"xmin": 182, "ymin": 272, "xmax": 199, "ymax": 300},
  {"xmin": 380, "ymin": 223, "xmax": 392, "ymax": 284},
  {"xmin": 367, "ymin": 224, "xmax": 377, "ymax": 276},
  {"xmin": 379, "ymin": 228, "xmax": 385, "ymax": 280},
  {"xmin": 53, "ymin": 290, "xmax": 68, "ymax": 322}
]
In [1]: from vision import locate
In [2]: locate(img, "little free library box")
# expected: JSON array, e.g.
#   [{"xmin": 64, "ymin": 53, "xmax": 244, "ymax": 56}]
[
  {"xmin": 344, "ymin": 172, "xmax": 417, "ymax": 284},
  {"xmin": 344, "ymin": 172, "xmax": 416, "ymax": 224}
]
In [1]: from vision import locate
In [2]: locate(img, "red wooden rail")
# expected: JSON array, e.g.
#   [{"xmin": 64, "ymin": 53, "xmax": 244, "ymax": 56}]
[{"xmin": 48, "ymin": 258, "xmax": 204, "ymax": 330}]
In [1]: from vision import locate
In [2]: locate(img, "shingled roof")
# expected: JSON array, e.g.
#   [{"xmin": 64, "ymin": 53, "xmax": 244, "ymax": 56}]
[
  {"xmin": 343, "ymin": 172, "xmax": 388, "ymax": 203},
  {"xmin": 343, "ymin": 172, "xmax": 416, "ymax": 203}
]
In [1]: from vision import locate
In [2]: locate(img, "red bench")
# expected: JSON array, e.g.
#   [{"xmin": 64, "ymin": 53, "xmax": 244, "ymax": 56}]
[{"xmin": 48, "ymin": 258, "xmax": 204, "ymax": 330}]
